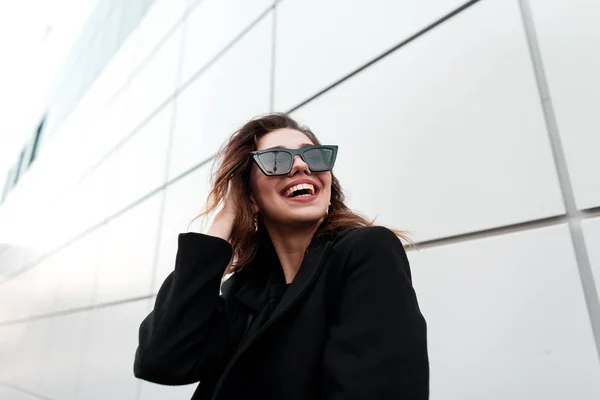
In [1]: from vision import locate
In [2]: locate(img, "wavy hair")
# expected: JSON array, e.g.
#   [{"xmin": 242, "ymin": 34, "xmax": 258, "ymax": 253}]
[{"xmin": 195, "ymin": 113, "xmax": 410, "ymax": 272}]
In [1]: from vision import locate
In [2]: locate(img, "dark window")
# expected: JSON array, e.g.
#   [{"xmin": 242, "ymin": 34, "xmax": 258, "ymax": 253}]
[
  {"xmin": 29, "ymin": 117, "xmax": 45, "ymax": 165},
  {"xmin": 14, "ymin": 149, "xmax": 26, "ymax": 185},
  {"xmin": 1, "ymin": 169, "xmax": 13, "ymax": 204}
]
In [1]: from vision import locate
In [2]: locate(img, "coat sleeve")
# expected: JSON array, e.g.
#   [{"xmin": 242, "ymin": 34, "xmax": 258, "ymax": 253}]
[
  {"xmin": 133, "ymin": 232, "xmax": 233, "ymax": 385},
  {"xmin": 321, "ymin": 227, "xmax": 429, "ymax": 399}
]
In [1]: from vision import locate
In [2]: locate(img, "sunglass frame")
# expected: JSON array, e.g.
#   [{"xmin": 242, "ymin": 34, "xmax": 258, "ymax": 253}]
[{"xmin": 250, "ymin": 145, "xmax": 338, "ymax": 176}]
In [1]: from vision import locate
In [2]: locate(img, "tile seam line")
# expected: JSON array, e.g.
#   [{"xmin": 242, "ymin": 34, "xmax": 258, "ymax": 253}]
[
  {"xmin": 0, "ymin": 209, "xmax": 569, "ymax": 294},
  {"xmin": 284, "ymin": 0, "xmax": 483, "ymax": 114},
  {"xmin": 46, "ymin": 2, "xmax": 189, "ymax": 146},
  {"xmin": 409, "ymin": 214, "xmax": 567, "ymax": 250},
  {"xmin": 2, "ymin": 0, "xmax": 467, "ymax": 231},
  {"xmin": 269, "ymin": 0, "xmax": 278, "ymax": 112},
  {"xmin": 4, "ymin": 143, "xmax": 600, "ymax": 287},
  {"xmin": 518, "ymin": 0, "xmax": 600, "ymax": 360},
  {"xmin": 106, "ymin": 1, "xmax": 196, "ymax": 106},
  {"xmin": 0, "ymin": 381, "xmax": 54, "ymax": 400},
  {"xmin": 70, "ymin": 4, "xmax": 274, "ymax": 191},
  {"xmin": 145, "ymin": 9, "xmax": 190, "ymax": 320},
  {"xmin": 2, "ymin": 0, "xmax": 598, "ymax": 290},
  {"xmin": 107, "ymin": 0, "xmax": 211, "ymax": 106},
  {"xmin": 0, "ymin": 294, "xmax": 154, "ymax": 327},
  {"xmin": 0, "ymin": 183, "xmax": 167, "ymax": 286},
  {"xmin": 0, "ymin": 214, "xmax": 576, "ymax": 326},
  {"xmin": 175, "ymin": 5, "xmax": 275, "ymax": 96}
]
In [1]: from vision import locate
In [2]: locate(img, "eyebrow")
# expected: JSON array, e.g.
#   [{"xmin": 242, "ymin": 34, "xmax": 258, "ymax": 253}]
[{"xmin": 265, "ymin": 143, "xmax": 314, "ymax": 150}]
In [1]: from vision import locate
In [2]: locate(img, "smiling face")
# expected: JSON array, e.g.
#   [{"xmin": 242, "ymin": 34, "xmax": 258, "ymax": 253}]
[{"xmin": 250, "ymin": 128, "xmax": 332, "ymax": 228}]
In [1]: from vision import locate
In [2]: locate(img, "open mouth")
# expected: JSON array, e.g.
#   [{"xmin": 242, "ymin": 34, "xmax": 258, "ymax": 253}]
[{"xmin": 282, "ymin": 183, "xmax": 317, "ymax": 199}]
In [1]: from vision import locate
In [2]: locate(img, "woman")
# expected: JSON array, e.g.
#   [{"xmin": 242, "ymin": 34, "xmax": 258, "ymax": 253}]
[{"xmin": 134, "ymin": 113, "xmax": 429, "ymax": 399}]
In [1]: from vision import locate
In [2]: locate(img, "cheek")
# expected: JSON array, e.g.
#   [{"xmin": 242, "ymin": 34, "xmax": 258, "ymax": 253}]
[
  {"xmin": 250, "ymin": 170, "xmax": 279, "ymax": 207},
  {"xmin": 322, "ymin": 174, "xmax": 333, "ymax": 196}
]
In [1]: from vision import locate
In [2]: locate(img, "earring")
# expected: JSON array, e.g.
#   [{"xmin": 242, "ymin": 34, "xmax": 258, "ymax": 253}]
[{"xmin": 253, "ymin": 214, "xmax": 258, "ymax": 232}]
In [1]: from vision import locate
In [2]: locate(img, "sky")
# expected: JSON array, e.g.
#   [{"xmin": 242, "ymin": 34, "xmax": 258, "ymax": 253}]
[{"xmin": 0, "ymin": 0, "xmax": 98, "ymax": 185}]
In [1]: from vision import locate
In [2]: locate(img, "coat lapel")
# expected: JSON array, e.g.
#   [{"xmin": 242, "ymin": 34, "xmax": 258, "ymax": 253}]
[
  {"xmin": 270, "ymin": 238, "xmax": 331, "ymax": 322},
  {"xmin": 211, "ymin": 233, "xmax": 335, "ymax": 398},
  {"xmin": 216, "ymin": 236, "xmax": 332, "ymax": 387},
  {"xmin": 238, "ymin": 236, "xmax": 331, "ymax": 350}
]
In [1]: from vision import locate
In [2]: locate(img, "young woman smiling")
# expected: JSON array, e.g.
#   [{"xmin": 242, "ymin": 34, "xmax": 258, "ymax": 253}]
[{"xmin": 134, "ymin": 113, "xmax": 429, "ymax": 400}]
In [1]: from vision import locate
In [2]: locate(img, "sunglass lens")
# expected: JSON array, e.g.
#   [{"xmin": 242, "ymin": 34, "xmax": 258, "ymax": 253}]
[
  {"xmin": 257, "ymin": 151, "xmax": 292, "ymax": 175},
  {"xmin": 304, "ymin": 148, "xmax": 334, "ymax": 171}
]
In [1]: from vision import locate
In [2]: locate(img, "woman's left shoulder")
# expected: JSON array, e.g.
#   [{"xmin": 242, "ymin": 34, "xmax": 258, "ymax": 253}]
[
  {"xmin": 328, "ymin": 226, "xmax": 412, "ymax": 282},
  {"xmin": 332, "ymin": 226, "xmax": 402, "ymax": 251}
]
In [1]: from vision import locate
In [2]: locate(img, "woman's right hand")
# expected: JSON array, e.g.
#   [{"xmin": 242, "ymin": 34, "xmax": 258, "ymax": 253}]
[{"xmin": 206, "ymin": 185, "xmax": 238, "ymax": 242}]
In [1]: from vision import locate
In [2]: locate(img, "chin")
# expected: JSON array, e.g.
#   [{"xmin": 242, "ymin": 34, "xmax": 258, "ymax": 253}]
[{"xmin": 285, "ymin": 211, "xmax": 325, "ymax": 225}]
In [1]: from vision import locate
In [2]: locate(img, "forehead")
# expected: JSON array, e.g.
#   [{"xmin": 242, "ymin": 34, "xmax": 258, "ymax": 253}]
[{"xmin": 256, "ymin": 128, "xmax": 314, "ymax": 150}]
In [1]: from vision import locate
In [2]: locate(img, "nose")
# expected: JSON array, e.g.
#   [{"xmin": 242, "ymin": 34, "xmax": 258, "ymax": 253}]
[{"xmin": 288, "ymin": 154, "xmax": 311, "ymax": 176}]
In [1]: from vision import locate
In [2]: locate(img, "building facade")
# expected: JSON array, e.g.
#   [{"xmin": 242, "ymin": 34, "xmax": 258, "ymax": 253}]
[{"xmin": 0, "ymin": 0, "xmax": 599, "ymax": 399}]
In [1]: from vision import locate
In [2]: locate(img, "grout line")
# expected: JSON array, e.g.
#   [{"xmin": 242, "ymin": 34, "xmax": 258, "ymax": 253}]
[
  {"xmin": 46, "ymin": 0, "xmax": 170, "ymax": 144},
  {"xmin": 3, "ymin": 129, "xmax": 600, "ymax": 289},
  {"xmin": 285, "ymin": 0, "xmax": 483, "ymax": 114},
  {"xmin": 0, "ymin": 295, "xmax": 154, "ymax": 327},
  {"xmin": 408, "ymin": 215, "xmax": 567, "ymax": 251},
  {"xmin": 581, "ymin": 206, "xmax": 600, "ymax": 220},
  {"xmin": 2, "ymin": 0, "xmax": 599, "ymax": 311},
  {"xmin": 165, "ymin": 156, "xmax": 215, "ymax": 188},
  {"xmin": 518, "ymin": 0, "xmax": 600, "ymax": 360},
  {"xmin": 0, "ymin": 184, "xmax": 166, "ymax": 286},
  {"xmin": 269, "ymin": 1, "xmax": 278, "ymax": 112},
  {"xmin": 175, "ymin": 5, "xmax": 275, "ymax": 98},
  {"xmin": 146, "ymin": 13, "xmax": 189, "ymax": 313},
  {"xmin": 70, "ymin": 5, "xmax": 274, "ymax": 196},
  {"xmin": 0, "ymin": 381, "xmax": 55, "ymax": 400},
  {"xmin": 6, "ymin": 0, "xmax": 467, "ymax": 233},
  {"xmin": 107, "ymin": 0, "xmax": 198, "ymax": 107},
  {"xmin": 72, "ymin": 92, "xmax": 177, "ymax": 189}
]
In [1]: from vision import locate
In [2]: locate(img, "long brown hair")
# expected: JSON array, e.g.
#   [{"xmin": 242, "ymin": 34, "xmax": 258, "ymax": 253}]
[{"xmin": 195, "ymin": 113, "xmax": 410, "ymax": 272}]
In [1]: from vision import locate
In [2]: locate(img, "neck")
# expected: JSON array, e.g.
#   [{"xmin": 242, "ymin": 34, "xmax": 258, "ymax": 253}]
[{"xmin": 263, "ymin": 219, "xmax": 322, "ymax": 284}]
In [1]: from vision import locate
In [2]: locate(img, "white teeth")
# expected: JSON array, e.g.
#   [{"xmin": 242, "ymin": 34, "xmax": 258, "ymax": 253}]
[{"xmin": 284, "ymin": 183, "xmax": 315, "ymax": 197}]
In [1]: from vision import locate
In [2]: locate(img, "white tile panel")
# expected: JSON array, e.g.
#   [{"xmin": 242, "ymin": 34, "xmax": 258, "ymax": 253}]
[
  {"xmin": 153, "ymin": 164, "xmax": 212, "ymax": 293},
  {"xmin": 94, "ymin": 193, "xmax": 162, "ymax": 305},
  {"xmin": 7, "ymin": 254, "xmax": 63, "ymax": 321},
  {"xmin": 85, "ymin": 86, "xmax": 136, "ymax": 168},
  {"xmin": 409, "ymin": 224, "xmax": 600, "ymax": 399},
  {"xmin": 88, "ymin": 0, "xmax": 185, "ymax": 110},
  {"xmin": 0, "ymin": 323, "xmax": 25, "ymax": 375},
  {"xmin": 67, "ymin": 156, "xmax": 117, "ymax": 234},
  {"xmin": 292, "ymin": 0, "xmax": 564, "ymax": 241},
  {"xmin": 168, "ymin": 15, "xmax": 272, "ymax": 180},
  {"xmin": 126, "ymin": 26, "xmax": 183, "ymax": 139},
  {"xmin": 0, "ymin": 323, "xmax": 28, "ymax": 385},
  {"xmin": 0, "ymin": 385, "xmax": 38, "ymax": 400},
  {"xmin": 36, "ymin": 311, "xmax": 89, "ymax": 400},
  {"xmin": 0, "ymin": 278, "xmax": 23, "ymax": 323},
  {"xmin": 95, "ymin": 37, "xmax": 140, "ymax": 105},
  {"xmin": 51, "ymin": 230, "xmax": 104, "ymax": 313},
  {"xmin": 180, "ymin": 0, "xmax": 272, "ymax": 86},
  {"xmin": 274, "ymin": 0, "xmax": 466, "ymax": 111},
  {"xmin": 110, "ymin": 102, "xmax": 173, "ymax": 214},
  {"xmin": 583, "ymin": 216, "xmax": 600, "ymax": 297},
  {"xmin": 9, "ymin": 319, "xmax": 49, "ymax": 393},
  {"xmin": 530, "ymin": 0, "xmax": 600, "ymax": 210},
  {"xmin": 126, "ymin": 0, "xmax": 188, "ymax": 75},
  {"xmin": 0, "ymin": 272, "xmax": 31, "ymax": 323},
  {"xmin": 90, "ymin": 152, "xmax": 120, "ymax": 223},
  {"xmin": 75, "ymin": 300, "xmax": 150, "ymax": 400}
]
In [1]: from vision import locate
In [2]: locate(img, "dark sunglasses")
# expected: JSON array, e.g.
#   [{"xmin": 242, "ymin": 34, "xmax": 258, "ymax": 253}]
[{"xmin": 250, "ymin": 145, "xmax": 338, "ymax": 176}]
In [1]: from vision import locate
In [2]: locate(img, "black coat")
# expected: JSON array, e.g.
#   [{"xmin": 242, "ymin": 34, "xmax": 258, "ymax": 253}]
[{"xmin": 134, "ymin": 226, "xmax": 429, "ymax": 399}]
